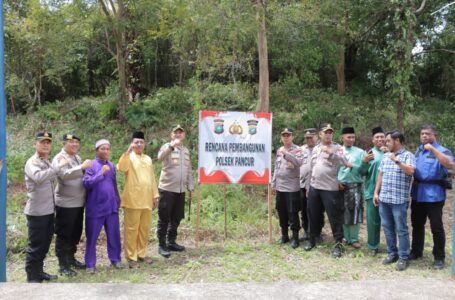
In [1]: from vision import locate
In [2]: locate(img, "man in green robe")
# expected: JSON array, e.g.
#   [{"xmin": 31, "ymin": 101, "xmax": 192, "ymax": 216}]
[
  {"xmin": 337, "ymin": 127, "xmax": 368, "ymax": 249},
  {"xmin": 362, "ymin": 126, "xmax": 387, "ymax": 256}
]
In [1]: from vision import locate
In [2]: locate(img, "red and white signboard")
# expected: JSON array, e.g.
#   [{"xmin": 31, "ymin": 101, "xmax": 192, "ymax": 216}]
[{"xmin": 198, "ymin": 111, "xmax": 272, "ymax": 184}]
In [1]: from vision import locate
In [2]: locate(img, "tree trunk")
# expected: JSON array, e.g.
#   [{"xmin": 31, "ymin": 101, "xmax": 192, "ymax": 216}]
[
  {"xmin": 397, "ymin": 90, "xmax": 404, "ymax": 132},
  {"xmin": 9, "ymin": 95, "xmax": 16, "ymax": 114},
  {"xmin": 256, "ymin": 1, "xmax": 269, "ymax": 112},
  {"xmin": 335, "ymin": 45, "xmax": 346, "ymax": 96},
  {"xmin": 116, "ymin": 37, "xmax": 128, "ymax": 116},
  {"xmin": 154, "ymin": 40, "xmax": 158, "ymax": 88}
]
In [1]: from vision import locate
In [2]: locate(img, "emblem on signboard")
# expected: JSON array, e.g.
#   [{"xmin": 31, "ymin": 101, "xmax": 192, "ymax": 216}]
[
  {"xmin": 247, "ymin": 120, "xmax": 258, "ymax": 135},
  {"xmin": 229, "ymin": 122, "xmax": 243, "ymax": 135},
  {"xmin": 214, "ymin": 119, "xmax": 225, "ymax": 134}
]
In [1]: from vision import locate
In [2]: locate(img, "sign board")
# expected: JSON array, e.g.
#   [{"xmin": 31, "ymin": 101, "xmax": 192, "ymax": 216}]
[{"xmin": 198, "ymin": 111, "xmax": 272, "ymax": 184}]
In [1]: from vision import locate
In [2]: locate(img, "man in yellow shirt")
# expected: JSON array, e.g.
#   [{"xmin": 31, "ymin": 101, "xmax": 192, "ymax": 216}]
[{"xmin": 117, "ymin": 131, "xmax": 159, "ymax": 268}]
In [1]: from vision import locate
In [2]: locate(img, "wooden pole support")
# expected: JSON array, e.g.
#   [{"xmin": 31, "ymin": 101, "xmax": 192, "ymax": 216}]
[
  {"xmin": 268, "ymin": 184, "xmax": 273, "ymax": 244},
  {"xmin": 196, "ymin": 183, "xmax": 201, "ymax": 248},
  {"xmin": 224, "ymin": 185, "xmax": 227, "ymax": 239}
]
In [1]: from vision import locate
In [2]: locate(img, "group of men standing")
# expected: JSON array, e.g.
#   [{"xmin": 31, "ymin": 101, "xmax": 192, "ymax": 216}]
[
  {"xmin": 273, "ymin": 123, "xmax": 454, "ymax": 271},
  {"xmin": 20, "ymin": 121, "xmax": 455, "ymax": 282},
  {"xmin": 23, "ymin": 126, "xmax": 192, "ymax": 282}
]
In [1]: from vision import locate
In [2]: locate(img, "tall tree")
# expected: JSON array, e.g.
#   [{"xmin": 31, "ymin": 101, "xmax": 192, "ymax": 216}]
[
  {"xmin": 386, "ymin": 0, "xmax": 426, "ymax": 131},
  {"xmin": 98, "ymin": 0, "xmax": 129, "ymax": 116},
  {"xmin": 254, "ymin": 0, "xmax": 269, "ymax": 112}
]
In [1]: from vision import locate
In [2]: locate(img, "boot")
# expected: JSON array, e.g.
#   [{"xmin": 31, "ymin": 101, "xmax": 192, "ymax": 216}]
[
  {"xmin": 303, "ymin": 238, "xmax": 316, "ymax": 251},
  {"xmin": 158, "ymin": 238, "xmax": 171, "ymax": 258},
  {"xmin": 59, "ymin": 256, "xmax": 76, "ymax": 277},
  {"xmin": 69, "ymin": 257, "xmax": 86, "ymax": 269},
  {"xmin": 290, "ymin": 231, "xmax": 299, "ymax": 249},
  {"xmin": 40, "ymin": 271, "xmax": 58, "ymax": 281},
  {"xmin": 280, "ymin": 228, "xmax": 290, "ymax": 244},
  {"xmin": 27, "ymin": 270, "xmax": 43, "ymax": 283},
  {"xmin": 167, "ymin": 240, "xmax": 185, "ymax": 252}
]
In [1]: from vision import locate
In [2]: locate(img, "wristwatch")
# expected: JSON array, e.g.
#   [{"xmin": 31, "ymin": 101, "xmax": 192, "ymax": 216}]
[{"xmin": 394, "ymin": 160, "xmax": 401, "ymax": 165}]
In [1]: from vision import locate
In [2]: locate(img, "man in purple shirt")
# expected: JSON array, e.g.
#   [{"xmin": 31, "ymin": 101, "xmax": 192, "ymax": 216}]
[{"xmin": 83, "ymin": 139, "xmax": 122, "ymax": 273}]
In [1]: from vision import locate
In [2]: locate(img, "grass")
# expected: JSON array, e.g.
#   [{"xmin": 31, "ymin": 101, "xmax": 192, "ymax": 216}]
[{"xmin": 6, "ymin": 184, "xmax": 454, "ymax": 283}]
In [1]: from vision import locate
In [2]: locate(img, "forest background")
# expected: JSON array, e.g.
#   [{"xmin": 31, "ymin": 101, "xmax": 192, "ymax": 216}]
[{"xmin": 4, "ymin": 0, "xmax": 455, "ymax": 282}]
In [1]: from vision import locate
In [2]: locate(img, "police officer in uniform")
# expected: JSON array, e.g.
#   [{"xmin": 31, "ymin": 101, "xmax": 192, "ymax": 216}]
[
  {"xmin": 156, "ymin": 125, "xmax": 194, "ymax": 257},
  {"xmin": 304, "ymin": 123, "xmax": 352, "ymax": 257},
  {"xmin": 52, "ymin": 134, "xmax": 92, "ymax": 276},
  {"xmin": 272, "ymin": 128, "xmax": 304, "ymax": 248},
  {"xmin": 24, "ymin": 132, "xmax": 67, "ymax": 283},
  {"xmin": 299, "ymin": 128, "xmax": 318, "ymax": 240}
]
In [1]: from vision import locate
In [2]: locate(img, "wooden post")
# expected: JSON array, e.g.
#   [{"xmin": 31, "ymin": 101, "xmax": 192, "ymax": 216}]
[
  {"xmin": 268, "ymin": 184, "xmax": 273, "ymax": 244},
  {"xmin": 224, "ymin": 185, "xmax": 228, "ymax": 239},
  {"xmin": 196, "ymin": 183, "xmax": 201, "ymax": 248}
]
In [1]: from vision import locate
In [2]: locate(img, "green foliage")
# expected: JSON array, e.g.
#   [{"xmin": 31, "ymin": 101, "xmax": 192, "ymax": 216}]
[{"xmin": 99, "ymin": 100, "xmax": 118, "ymax": 120}]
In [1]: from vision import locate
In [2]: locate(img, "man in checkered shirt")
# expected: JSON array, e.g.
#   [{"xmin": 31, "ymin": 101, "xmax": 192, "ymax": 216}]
[{"xmin": 373, "ymin": 130, "xmax": 415, "ymax": 271}]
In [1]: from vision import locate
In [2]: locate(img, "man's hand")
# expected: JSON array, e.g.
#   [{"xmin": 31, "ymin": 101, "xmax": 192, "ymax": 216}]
[
  {"xmin": 152, "ymin": 197, "xmax": 158, "ymax": 210},
  {"xmin": 345, "ymin": 161, "xmax": 353, "ymax": 168},
  {"xmin": 389, "ymin": 153, "xmax": 397, "ymax": 162},
  {"xmin": 127, "ymin": 143, "xmax": 136, "ymax": 154},
  {"xmin": 373, "ymin": 194, "xmax": 379, "ymax": 207},
  {"xmin": 380, "ymin": 146, "xmax": 388, "ymax": 153},
  {"xmin": 188, "ymin": 191, "xmax": 193, "ymax": 199},
  {"xmin": 101, "ymin": 165, "xmax": 110, "ymax": 175},
  {"xmin": 272, "ymin": 187, "xmax": 276, "ymax": 195},
  {"xmin": 321, "ymin": 146, "xmax": 332, "ymax": 154},
  {"xmin": 170, "ymin": 138, "xmax": 181, "ymax": 148},
  {"xmin": 424, "ymin": 143, "xmax": 434, "ymax": 151},
  {"xmin": 363, "ymin": 152, "xmax": 374, "ymax": 163},
  {"xmin": 81, "ymin": 159, "xmax": 92, "ymax": 170},
  {"xmin": 58, "ymin": 158, "xmax": 69, "ymax": 168}
]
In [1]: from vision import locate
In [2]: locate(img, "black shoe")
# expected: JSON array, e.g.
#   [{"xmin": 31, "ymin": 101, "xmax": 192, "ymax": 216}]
[
  {"xmin": 332, "ymin": 243, "xmax": 343, "ymax": 258},
  {"xmin": 382, "ymin": 255, "xmax": 399, "ymax": 265},
  {"xmin": 70, "ymin": 258, "xmax": 86, "ymax": 269},
  {"xmin": 280, "ymin": 236, "xmax": 290, "ymax": 244},
  {"xmin": 368, "ymin": 249, "xmax": 379, "ymax": 257},
  {"xmin": 303, "ymin": 240, "xmax": 315, "ymax": 251},
  {"xmin": 26, "ymin": 274, "xmax": 43, "ymax": 283},
  {"xmin": 40, "ymin": 272, "xmax": 58, "ymax": 281},
  {"xmin": 290, "ymin": 239, "xmax": 299, "ymax": 249},
  {"xmin": 315, "ymin": 235, "xmax": 323, "ymax": 243},
  {"xmin": 59, "ymin": 266, "xmax": 77, "ymax": 277},
  {"xmin": 290, "ymin": 231, "xmax": 299, "ymax": 249},
  {"xmin": 433, "ymin": 259, "xmax": 445, "ymax": 270},
  {"xmin": 111, "ymin": 262, "xmax": 124, "ymax": 269},
  {"xmin": 167, "ymin": 242, "xmax": 185, "ymax": 252},
  {"xmin": 408, "ymin": 252, "xmax": 422, "ymax": 260},
  {"xmin": 396, "ymin": 259, "xmax": 409, "ymax": 271},
  {"xmin": 158, "ymin": 245, "xmax": 171, "ymax": 258}
]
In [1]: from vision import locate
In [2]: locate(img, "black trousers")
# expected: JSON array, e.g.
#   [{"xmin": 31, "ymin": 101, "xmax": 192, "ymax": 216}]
[
  {"xmin": 307, "ymin": 187, "xmax": 344, "ymax": 243},
  {"xmin": 276, "ymin": 191, "xmax": 301, "ymax": 233},
  {"xmin": 157, "ymin": 189, "xmax": 185, "ymax": 244},
  {"xmin": 301, "ymin": 188, "xmax": 325, "ymax": 235},
  {"xmin": 300, "ymin": 188, "xmax": 309, "ymax": 232},
  {"xmin": 25, "ymin": 214, "xmax": 54, "ymax": 280},
  {"xmin": 55, "ymin": 206, "xmax": 84, "ymax": 264},
  {"xmin": 411, "ymin": 200, "xmax": 445, "ymax": 260}
]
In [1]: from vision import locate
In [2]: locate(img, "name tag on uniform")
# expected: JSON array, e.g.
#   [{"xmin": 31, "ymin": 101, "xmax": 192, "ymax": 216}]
[{"xmin": 171, "ymin": 151, "xmax": 180, "ymax": 165}]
